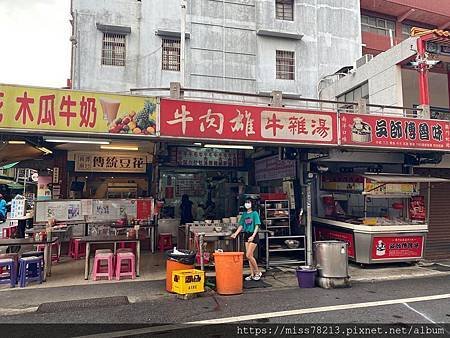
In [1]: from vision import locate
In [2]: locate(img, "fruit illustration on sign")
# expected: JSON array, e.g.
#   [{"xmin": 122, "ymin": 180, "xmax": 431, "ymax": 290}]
[{"xmin": 108, "ymin": 100, "xmax": 156, "ymax": 135}]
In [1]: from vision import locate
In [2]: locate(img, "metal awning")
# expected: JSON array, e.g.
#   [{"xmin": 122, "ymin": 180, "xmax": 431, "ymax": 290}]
[{"xmin": 362, "ymin": 174, "xmax": 450, "ymax": 183}]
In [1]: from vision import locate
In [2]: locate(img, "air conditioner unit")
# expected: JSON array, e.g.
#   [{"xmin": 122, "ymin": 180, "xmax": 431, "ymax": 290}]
[{"xmin": 356, "ymin": 54, "xmax": 373, "ymax": 68}]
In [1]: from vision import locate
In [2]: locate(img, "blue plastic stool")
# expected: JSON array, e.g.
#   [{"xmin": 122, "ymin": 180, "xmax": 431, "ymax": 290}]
[
  {"xmin": 0, "ymin": 258, "xmax": 17, "ymax": 287},
  {"xmin": 18, "ymin": 257, "xmax": 43, "ymax": 287},
  {"xmin": 21, "ymin": 251, "xmax": 44, "ymax": 278}
]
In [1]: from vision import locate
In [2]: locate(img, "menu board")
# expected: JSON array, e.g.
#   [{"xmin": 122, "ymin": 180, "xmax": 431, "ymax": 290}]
[
  {"xmin": 35, "ymin": 198, "xmax": 154, "ymax": 223},
  {"xmin": 175, "ymin": 176, "xmax": 205, "ymax": 197},
  {"xmin": 88, "ymin": 199, "xmax": 137, "ymax": 221},
  {"xmin": 174, "ymin": 147, "xmax": 245, "ymax": 167},
  {"xmin": 35, "ymin": 200, "xmax": 84, "ymax": 223}
]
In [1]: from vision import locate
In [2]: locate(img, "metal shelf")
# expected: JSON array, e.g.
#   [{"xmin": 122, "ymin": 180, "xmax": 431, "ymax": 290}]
[
  {"xmin": 269, "ymin": 248, "xmax": 305, "ymax": 252},
  {"xmin": 267, "ymin": 225, "xmax": 290, "ymax": 228},
  {"xmin": 266, "ymin": 259, "xmax": 306, "ymax": 266},
  {"xmin": 267, "ymin": 235, "xmax": 306, "ymax": 240},
  {"xmin": 266, "ymin": 217, "xmax": 289, "ymax": 220},
  {"xmin": 265, "ymin": 208, "xmax": 290, "ymax": 211}
]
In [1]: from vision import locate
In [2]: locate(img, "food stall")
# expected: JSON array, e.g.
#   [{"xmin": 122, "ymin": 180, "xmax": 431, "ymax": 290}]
[{"xmin": 313, "ymin": 173, "xmax": 449, "ymax": 265}]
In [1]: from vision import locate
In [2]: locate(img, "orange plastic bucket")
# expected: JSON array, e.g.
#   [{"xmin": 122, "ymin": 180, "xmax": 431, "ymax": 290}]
[
  {"xmin": 166, "ymin": 259, "xmax": 193, "ymax": 292},
  {"xmin": 213, "ymin": 252, "xmax": 244, "ymax": 295}
]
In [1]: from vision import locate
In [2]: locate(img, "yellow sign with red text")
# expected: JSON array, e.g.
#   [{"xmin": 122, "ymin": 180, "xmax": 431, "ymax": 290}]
[{"xmin": 0, "ymin": 84, "xmax": 157, "ymax": 136}]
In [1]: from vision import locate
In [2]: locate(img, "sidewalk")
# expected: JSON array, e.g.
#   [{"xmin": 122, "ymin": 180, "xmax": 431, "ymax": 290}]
[{"xmin": 1, "ymin": 259, "xmax": 450, "ymax": 316}]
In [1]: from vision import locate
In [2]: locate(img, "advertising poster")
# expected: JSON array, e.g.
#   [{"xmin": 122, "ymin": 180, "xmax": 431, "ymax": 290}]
[
  {"xmin": 371, "ymin": 236, "xmax": 424, "ymax": 260},
  {"xmin": 37, "ymin": 176, "xmax": 52, "ymax": 201},
  {"xmin": 0, "ymin": 84, "xmax": 157, "ymax": 137}
]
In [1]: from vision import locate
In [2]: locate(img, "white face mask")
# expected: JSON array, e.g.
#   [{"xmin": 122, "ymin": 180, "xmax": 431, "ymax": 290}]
[{"xmin": 244, "ymin": 203, "xmax": 252, "ymax": 210}]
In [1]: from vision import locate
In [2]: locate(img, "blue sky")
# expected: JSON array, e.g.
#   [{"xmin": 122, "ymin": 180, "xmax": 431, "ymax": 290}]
[{"xmin": 0, "ymin": 0, "xmax": 71, "ymax": 88}]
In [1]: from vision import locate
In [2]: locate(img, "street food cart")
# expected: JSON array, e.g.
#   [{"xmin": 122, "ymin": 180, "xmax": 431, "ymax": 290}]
[{"xmin": 314, "ymin": 173, "xmax": 449, "ymax": 265}]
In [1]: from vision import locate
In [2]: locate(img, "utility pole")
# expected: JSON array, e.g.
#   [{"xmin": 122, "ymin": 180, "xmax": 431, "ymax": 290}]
[{"xmin": 180, "ymin": 0, "xmax": 187, "ymax": 88}]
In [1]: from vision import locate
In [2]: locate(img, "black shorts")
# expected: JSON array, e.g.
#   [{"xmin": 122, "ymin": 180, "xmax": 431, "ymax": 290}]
[{"xmin": 243, "ymin": 232, "xmax": 260, "ymax": 245}]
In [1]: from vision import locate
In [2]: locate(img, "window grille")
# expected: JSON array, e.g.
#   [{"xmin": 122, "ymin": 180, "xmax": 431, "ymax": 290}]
[
  {"xmin": 101, "ymin": 33, "xmax": 126, "ymax": 66},
  {"xmin": 276, "ymin": 0, "xmax": 294, "ymax": 21},
  {"xmin": 276, "ymin": 50, "xmax": 295, "ymax": 80},
  {"xmin": 162, "ymin": 38, "xmax": 181, "ymax": 71}
]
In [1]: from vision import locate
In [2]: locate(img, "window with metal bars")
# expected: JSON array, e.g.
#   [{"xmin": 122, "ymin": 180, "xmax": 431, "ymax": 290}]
[
  {"xmin": 276, "ymin": 0, "xmax": 294, "ymax": 21},
  {"xmin": 162, "ymin": 38, "xmax": 181, "ymax": 71},
  {"xmin": 101, "ymin": 33, "xmax": 126, "ymax": 66},
  {"xmin": 276, "ymin": 50, "xmax": 295, "ymax": 80}
]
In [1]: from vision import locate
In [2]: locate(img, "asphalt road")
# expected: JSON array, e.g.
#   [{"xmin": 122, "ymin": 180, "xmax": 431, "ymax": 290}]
[{"xmin": 2, "ymin": 275, "xmax": 450, "ymax": 337}]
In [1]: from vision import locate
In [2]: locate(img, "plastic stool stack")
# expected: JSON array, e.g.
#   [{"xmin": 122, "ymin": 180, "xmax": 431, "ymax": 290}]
[
  {"xmin": 115, "ymin": 251, "xmax": 136, "ymax": 280},
  {"xmin": 2, "ymin": 225, "xmax": 17, "ymax": 239},
  {"xmin": 21, "ymin": 251, "xmax": 44, "ymax": 278},
  {"xmin": 69, "ymin": 238, "xmax": 86, "ymax": 260},
  {"xmin": 158, "ymin": 233, "xmax": 173, "ymax": 252},
  {"xmin": 92, "ymin": 249, "xmax": 114, "ymax": 281},
  {"xmin": 0, "ymin": 258, "xmax": 17, "ymax": 287},
  {"xmin": 0, "ymin": 253, "xmax": 18, "ymax": 275},
  {"xmin": 18, "ymin": 256, "xmax": 43, "ymax": 287}
]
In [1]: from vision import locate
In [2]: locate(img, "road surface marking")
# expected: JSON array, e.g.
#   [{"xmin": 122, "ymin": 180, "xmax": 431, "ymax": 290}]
[
  {"xmin": 74, "ymin": 292, "xmax": 450, "ymax": 337},
  {"xmin": 187, "ymin": 292, "xmax": 450, "ymax": 324},
  {"xmin": 403, "ymin": 303, "xmax": 436, "ymax": 324}
]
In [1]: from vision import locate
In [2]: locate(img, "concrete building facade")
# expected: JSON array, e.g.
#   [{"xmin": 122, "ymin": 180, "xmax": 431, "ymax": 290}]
[{"xmin": 70, "ymin": 0, "xmax": 362, "ymax": 98}]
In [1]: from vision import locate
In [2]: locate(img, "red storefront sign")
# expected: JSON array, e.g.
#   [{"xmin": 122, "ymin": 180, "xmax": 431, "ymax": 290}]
[
  {"xmin": 340, "ymin": 113, "xmax": 450, "ymax": 151},
  {"xmin": 314, "ymin": 226, "xmax": 355, "ymax": 258},
  {"xmin": 371, "ymin": 236, "xmax": 424, "ymax": 260},
  {"xmin": 160, "ymin": 99, "xmax": 338, "ymax": 145}
]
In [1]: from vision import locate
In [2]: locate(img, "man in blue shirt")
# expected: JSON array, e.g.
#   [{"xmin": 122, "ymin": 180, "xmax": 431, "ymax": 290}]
[{"xmin": 0, "ymin": 194, "xmax": 6, "ymax": 222}]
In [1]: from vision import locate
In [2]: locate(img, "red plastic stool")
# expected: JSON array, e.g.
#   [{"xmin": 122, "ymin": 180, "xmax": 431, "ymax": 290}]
[
  {"xmin": 92, "ymin": 251, "xmax": 114, "ymax": 281},
  {"xmin": 115, "ymin": 252, "xmax": 136, "ymax": 280},
  {"xmin": 69, "ymin": 238, "xmax": 86, "ymax": 259},
  {"xmin": 119, "ymin": 241, "xmax": 137, "ymax": 255},
  {"xmin": 2, "ymin": 226, "xmax": 17, "ymax": 239},
  {"xmin": 158, "ymin": 233, "xmax": 173, "ymax": 252},
  {"xmin": 36, "ymin": 241, "xmax": 60, "ymax": 263}
]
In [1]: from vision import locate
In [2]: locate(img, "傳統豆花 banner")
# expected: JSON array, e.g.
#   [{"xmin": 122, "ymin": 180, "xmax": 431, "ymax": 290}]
[{"xmin": 0, "ymin": 84, "xmax": 157, "ymax": 136}]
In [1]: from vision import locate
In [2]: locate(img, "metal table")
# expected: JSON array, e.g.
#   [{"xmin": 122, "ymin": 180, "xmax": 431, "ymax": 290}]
[
  {"xmin": 0, "ymin": 237, "xmax": 58, "ymax": 281},
  {"xmin": 79, "ymin": 235, "xmax": 141, "ymax": 280}
]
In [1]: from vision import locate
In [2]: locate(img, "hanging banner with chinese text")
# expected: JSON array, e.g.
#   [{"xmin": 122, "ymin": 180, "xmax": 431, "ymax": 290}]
[
  {"xmin": 160, "ymin": 99, "xmax": 338, "ymax": 145},
  {"xmin": 340, "ymin": 113, "xmax": 450, "ymax": 151},
  {"xmin": 0, "ymin": 84, "xmax": 157, "ymax": 136},
  {"xmin": 74, "ymin": 153, "xmax": 147, "ymax": 173}
]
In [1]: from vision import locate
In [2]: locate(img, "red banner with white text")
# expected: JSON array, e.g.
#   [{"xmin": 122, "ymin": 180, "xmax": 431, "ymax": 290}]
[
  {"xmin": 340, "ymin": 113, "xmax": 450, "ymax": 151},
  {"xmin": 160, "ymin": 99, "xmax": 338, "ymax": 145}
]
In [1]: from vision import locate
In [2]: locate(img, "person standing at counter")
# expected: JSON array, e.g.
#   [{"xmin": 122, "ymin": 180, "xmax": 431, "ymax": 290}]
[
  {"xmin": 231, "ymin": 200, "xmax": 262, "ymax": 281},
  {"xmin": 180, "ymin": 194, "xmax": 194, "ymax": 225}
]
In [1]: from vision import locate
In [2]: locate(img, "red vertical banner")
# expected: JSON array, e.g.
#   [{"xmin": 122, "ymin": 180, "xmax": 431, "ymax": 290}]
[
  {"xmin": 136, "ymin": 199, "xmax": 154, "ymax": 220},
  {"xmin": 409, "ymin": 196, "xmax": 426, "ymax": 221}
]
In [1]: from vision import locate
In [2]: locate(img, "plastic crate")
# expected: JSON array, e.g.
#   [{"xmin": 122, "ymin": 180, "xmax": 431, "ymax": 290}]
[{"xmin": 171, "ymin": 269, "xmax": 205, "ymax": 294}]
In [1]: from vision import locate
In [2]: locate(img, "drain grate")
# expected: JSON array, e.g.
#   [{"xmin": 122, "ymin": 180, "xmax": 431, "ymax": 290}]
[{"xmin": 37, "ymin": 296, "xmax": 129, "ymax": 313}]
